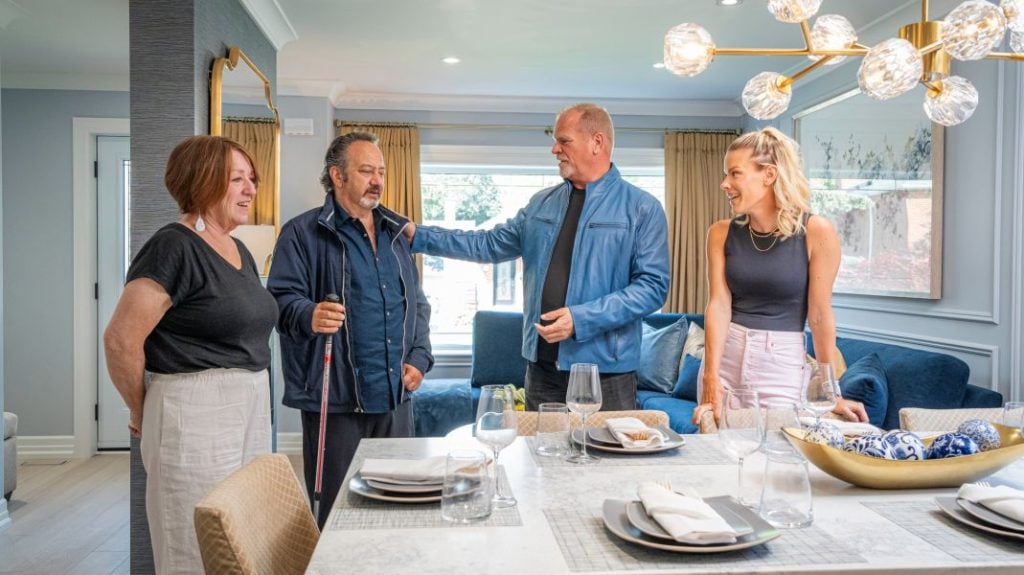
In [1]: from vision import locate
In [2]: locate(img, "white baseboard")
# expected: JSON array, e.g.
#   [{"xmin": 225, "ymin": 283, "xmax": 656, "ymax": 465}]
[
  {"xmin": 276, "ymin": 432, "xmax": 302, "ymax": 456},
  {"xmin": 16, "ymin": 435, "xmax": 76, "ymax": 461}
]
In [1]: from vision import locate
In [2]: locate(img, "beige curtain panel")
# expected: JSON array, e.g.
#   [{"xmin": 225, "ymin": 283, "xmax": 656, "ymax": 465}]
[
  {"xmin": 337, "ymin": 123, "xmax": 422, "ymax": 225},
  {"xmin": 223, "ymin": 119, "xmax": 278, "ymax": 226},
  {"xmin": 664, "ymin": 131, "xmax": 735, "ymax": 314}
]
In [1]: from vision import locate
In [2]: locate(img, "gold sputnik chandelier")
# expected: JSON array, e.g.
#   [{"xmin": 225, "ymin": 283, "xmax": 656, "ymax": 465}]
[{"xmin": 664, "ymin": 0, "xmax": 1024, "ymax": 125}]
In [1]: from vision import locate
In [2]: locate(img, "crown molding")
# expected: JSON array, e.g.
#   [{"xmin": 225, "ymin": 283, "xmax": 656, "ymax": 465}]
[
  {"xmin": 0, "ymin": 72, "xmax": 128, "ymax": 92},
  {"xmin": 320, "ymin": 90, "xmax": 743, "ymax": 117},
  {"xmin": 0, "ymin": 0, "xmax": 28, "ymax": 30},
  {"xmin": 238, "ymin": 0, "xmax": 297, "ymax": 50}
]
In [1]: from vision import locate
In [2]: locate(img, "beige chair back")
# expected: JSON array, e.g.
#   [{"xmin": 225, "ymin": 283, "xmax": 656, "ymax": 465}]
[
  {"xmin": 899, "ymin": 407, "xmax": 1005, "ymax": 432},
  {"xmin": 194, "ymin": 454, "xmax": 319, "ymax": 575},
  {"xmin": 699, "ymin": 407, "xmax": 839, "ymax": 433},
  {"xmin": 516, "ymin": 409, "xmax": 669, "ymax": 435}
]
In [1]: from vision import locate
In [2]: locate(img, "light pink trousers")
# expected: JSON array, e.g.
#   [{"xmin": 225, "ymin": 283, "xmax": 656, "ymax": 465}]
[
  {"xmin": 141, "ymin": 368, "xmax": 271, "ymax": 575},
  {"xmin": 700, "ymin": 322, "xmax": 808, "ymax": 406}
]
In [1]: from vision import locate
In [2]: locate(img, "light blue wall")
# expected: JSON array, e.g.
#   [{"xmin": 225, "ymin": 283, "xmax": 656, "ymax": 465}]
[
  {"xmin": 1, "ymin": 89, "xmax": 129, "ymax": 436},
  {"xmin": 0, "ymin": 57, "xmax": 9, "ymax": 531},
  {"xmin": 742, "ymin": 3, "xmax": 1023, "ymax": 400}
]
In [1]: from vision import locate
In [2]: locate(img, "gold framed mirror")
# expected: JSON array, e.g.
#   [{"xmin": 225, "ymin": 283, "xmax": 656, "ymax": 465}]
[{"xmin": 210, "ymin": 46, "xmax": 280, "ymax": 274}]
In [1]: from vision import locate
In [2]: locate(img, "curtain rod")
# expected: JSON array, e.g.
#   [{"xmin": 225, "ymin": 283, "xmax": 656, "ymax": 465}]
[
  {"xmin": 335, "ymin": 119, "xmax": 739, "ymax": 135},
  {"xmin": 224, "ymin": 116, "xmax": 278, "ymax": 124}
]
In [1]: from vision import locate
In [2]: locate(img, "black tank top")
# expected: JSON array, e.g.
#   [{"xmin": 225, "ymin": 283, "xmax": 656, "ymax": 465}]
[{"xmin": 724, "ymin": 216, "xmax": 809, "ymax": 332}]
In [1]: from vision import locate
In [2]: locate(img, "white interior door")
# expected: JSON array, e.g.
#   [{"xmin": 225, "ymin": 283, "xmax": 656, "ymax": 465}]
[{"xmin": 97, "ymin": 135, "xmax": 130, "ymax": 449}]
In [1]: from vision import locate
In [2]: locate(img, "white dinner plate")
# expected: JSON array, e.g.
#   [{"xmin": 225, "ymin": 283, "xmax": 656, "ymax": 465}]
[
  {"xmin": 625, "ymin": 500, "xmax": 755, "ymax": 541},
  {"xmin": 936, "ymin": 496, "xmax": 1024, "ymax": 541},
  {"xmin": 349, "ymin": 474, "xmax": 442, "ymax": 503},
  {"xmin": 573, "ymin": 426, "xmax": 686, "ymax": 454},
  {"xmin": 363, "ymin": 477, "xmax": 443, "ymax": 494},
  {"xmin": 602, "ymin": 497, "xmax": 781, "ymax": 553}
]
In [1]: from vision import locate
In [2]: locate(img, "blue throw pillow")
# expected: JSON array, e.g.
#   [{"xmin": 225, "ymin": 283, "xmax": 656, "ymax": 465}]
[
  {"xmin": 671, "ymin": 354, "xmax": 703, "ymax": 400},
  {"xmin": 637, "ymin": 317, "xmax": 689, "ymax": 394},
  {"xmin": 839, "ymin": 353, "xmax": 889, "ymax": 427}
]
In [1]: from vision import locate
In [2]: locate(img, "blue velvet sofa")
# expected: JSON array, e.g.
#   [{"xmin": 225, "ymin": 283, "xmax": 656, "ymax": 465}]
[{"xmin": 410, "ymin": 311, "xmax": 1003, "ymax": 436}]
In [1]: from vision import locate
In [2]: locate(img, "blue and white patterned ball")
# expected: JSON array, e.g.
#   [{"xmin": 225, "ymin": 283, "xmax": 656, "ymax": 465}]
[
  {"xmin": 804, "ymin": 422, "xmax": 845, "ymax": 449},
  {"xmin": 843, "ymin": 434, "xmax": 894, "ymax": 459},
  {"xmin": 881, "ymin": 430, "xmax": 927, "ymax": 460},
  {"xmin": 956, "ymin": 419, "xmax": 1001, "ymax": 452},
  {"xmin": 926, "ymin": 432, "xmax": 980, "ymax": 459}
]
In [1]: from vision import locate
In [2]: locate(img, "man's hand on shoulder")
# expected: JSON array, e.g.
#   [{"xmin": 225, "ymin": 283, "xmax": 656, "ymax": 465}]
[{"xmin": 535, "ymin": 307, "xmax": 575, "ymax": 343}]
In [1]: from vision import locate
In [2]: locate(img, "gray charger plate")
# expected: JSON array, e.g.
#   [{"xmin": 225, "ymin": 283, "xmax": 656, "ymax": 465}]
[
  {"xmin": 955, "ymin": 498, "xmax": 1024, "ymax": 534},
  {"xmin": 936, "ymin": 496, "xmax": 1024, "ymax": 541},
  {"xmin": 573, "ymin": 426, "xmax": 686, "ymax": 454},
  {"xmin": 349, "ymin": 474, "xmax": 441, "ymax": 503},
  {"xmin": 603, "ymin": 496, "xmax": 781, "ymax": 553},
  {"xmin": 626, "ymin": 499, "xmax": 755, "ymax": 541}
]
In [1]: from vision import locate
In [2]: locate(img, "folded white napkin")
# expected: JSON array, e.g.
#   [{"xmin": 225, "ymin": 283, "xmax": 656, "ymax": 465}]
[
  {"xmin": 958, "ymin": 483, "xmax": 1024, "ymax": 523},
  {"xmin": 605, "ymin": 417, "xmax": 665, "ymax": 449},
  {"xmin": 636, "ymin": 482, "xmax": 738, "ymax": 545},
  {"xmin": 797, "ymin": 417, "xmax": 880, "ymax": 435},
  {"xmin": 359, "ymin": 456, "xmax": 448, "ymax": 485}
]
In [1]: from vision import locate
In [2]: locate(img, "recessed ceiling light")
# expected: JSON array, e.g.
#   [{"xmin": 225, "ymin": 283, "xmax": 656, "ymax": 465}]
[
  {"xmin": 442, "ymin": 56, "xmax": 461, "ymax": 65},
  {"xmin": 717, "ymin": 0, "xmax": 742, "ymax": 6},
  {"xmin": 653, "ymin": 62, "xmax": 666, "ymax": 69}
]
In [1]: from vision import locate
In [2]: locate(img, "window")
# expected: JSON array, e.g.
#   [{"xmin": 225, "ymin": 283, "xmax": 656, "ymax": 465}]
[{"xmin": 420, "ymin": 146, "xmax": 664, "ymax": 352}]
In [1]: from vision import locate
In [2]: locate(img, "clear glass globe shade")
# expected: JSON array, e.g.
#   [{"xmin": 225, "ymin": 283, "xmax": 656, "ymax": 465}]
[
  {"xmin": 808, "ymin": 14, "xmax": 857, "ymax": 65},
  {"xmin": 767, "ymin": 0, "xmax": 822, "ymax": 24},
  {"xmin": 857, "ymin": 38, "xmax": 924, "ymax": 100},
  {"xmin": 742, "ymin": 72, "xmax": 792, "ymax": 120},
  {"xmin": 942, "ymin": 0, "xmax": 1007, "ymax": 61},
  {"xmin": 1002, "ymin": 0, "xmax": 1024, "ymax": 33},
  {"xmin": 924, "ymin": 76, "xmax": 979, "ymax": 126},
  {"xmin": 1012, "ymin": 30, "xmax": 1024, "ymax": 53},
  {"xmin": 664, "ymin": 23, "xmax": 715, "ymax": 77}
]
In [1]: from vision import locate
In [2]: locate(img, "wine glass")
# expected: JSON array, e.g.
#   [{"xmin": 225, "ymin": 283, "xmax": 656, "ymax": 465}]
[
  {"xmin": 565, "ymin": 363, "xmax": 602, "ymax": 464},
  {"xmin": 718, "ymin": 388, "xmax": 764, "ymax": 506},
  {"xmin": 802, "ymin": 362, "xmax": 839, "ymax": 425},
  {"xmin": 475, "ymin": 384, "xmax": 518, "ymax": 508},
  {"xmin": 1003, "ymin": 401, "xmax": 1024, "ymax": 432}
]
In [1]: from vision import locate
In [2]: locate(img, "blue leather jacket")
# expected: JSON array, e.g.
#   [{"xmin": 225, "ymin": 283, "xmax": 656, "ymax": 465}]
[
  {"xmin": 412, "ymin": 164, "xmax": 669, "ymax": 372},
  {"xmin": 268, "ymin": 195, "xmax": 433, "ymax": 414}
]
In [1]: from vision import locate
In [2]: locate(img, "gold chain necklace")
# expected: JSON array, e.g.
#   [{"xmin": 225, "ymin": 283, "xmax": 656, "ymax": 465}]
[{"xmin": 748, "ymin": 224, "xmax": 779, "ymax": 252}]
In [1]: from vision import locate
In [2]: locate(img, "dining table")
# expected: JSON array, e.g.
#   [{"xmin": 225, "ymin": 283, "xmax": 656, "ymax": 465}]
[{"xmin": 305, "ymin": 430, "xmax": 1024, "ymax": 574}]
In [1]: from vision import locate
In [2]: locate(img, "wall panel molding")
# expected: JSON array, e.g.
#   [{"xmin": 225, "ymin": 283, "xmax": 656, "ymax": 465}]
[
  {"xmin": 16, "ymin": 435, "xmax": 76, "ymax": 460},
  {"xmin": 1011, "ymin": 65, "xmax": 1024, "ymax": 402},
  {"xmin": 837, "ymin": 325, "xmax": 999, "ymax": 392}
]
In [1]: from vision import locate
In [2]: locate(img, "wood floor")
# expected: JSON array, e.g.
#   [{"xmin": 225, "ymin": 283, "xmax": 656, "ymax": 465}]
[{"xmin": 0, "ymin": 453, "xmax": 305, "ymax": 574}]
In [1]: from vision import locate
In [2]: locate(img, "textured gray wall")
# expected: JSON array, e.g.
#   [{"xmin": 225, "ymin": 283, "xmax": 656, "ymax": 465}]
[
  {"xmin": 128, "ymin": 0, "xmax": 276, "ymax": 571},
  {"xmin": 0, "ymin": 89, "xmax": 129, "ymax": 436}
]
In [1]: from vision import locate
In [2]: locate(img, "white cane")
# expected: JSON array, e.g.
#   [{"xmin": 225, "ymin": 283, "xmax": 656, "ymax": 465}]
[{"xmin": 312, "ymin": 293, "xmax": 340, "ymax": 523}]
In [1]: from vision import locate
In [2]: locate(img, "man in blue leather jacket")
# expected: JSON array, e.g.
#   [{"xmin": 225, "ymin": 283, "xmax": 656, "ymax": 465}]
[
  {"xmin": 269, "ymin": 132, "xmax": 433, "ymax": 527},
  {"xmin": 405, "ymin": 103, "xmax": 669, "ymax": 410}
]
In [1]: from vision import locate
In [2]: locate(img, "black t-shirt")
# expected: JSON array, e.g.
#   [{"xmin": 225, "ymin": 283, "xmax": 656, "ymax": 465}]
[
  {"xmin": 537, "ymin": 187, "xmax": 586, "ymax": 362},
  {"xmin": 126, "ymin": 223, "xmax": 279, "ymax": 374}
]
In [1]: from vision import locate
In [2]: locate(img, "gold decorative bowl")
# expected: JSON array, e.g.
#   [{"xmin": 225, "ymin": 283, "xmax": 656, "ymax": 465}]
[{"xmin": 783, "ymin": 423, "xmax": 1024, "ymax": 489}]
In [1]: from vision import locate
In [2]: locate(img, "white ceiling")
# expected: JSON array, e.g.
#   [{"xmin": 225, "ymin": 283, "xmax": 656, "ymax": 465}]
[{"xmin": 0, "ymin": 0, "xmax": 965, "ymax": 113}]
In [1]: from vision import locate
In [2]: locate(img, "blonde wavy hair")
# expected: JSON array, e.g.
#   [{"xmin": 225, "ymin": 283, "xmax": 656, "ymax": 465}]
[{"xmin": 727, "ymin": 126, "xmax": 811, "ymax": 238}]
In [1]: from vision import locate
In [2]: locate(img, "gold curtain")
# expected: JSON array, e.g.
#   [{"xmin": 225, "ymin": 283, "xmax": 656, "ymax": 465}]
[
  {"xmin": 223, "ymin": 119, "xmax": 278, "ymax": 226},
  {"xmin": 664, "ymin": 131, "xmax": 735, "ymax": 313},
  {"xmin": 337, "ymin": 123, "xmax": 422, "ymax": 224}
]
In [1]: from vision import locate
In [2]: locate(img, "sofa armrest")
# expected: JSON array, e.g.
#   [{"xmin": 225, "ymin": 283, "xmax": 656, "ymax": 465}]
[{"xmin": 961, "ymin": 384, "xmax": 1003, "ymax": 408}]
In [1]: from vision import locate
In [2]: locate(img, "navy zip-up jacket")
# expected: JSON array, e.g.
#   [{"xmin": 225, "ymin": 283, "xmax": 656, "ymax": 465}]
[{"xmin": 268, "ymin": 194, "xmax": 433, "ymax": 414}]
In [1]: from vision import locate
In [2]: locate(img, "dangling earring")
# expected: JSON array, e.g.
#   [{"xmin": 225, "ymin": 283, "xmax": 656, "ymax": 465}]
[{"xmin": 195, "ymin": 214, "xmax": 206, "ymax": 232}]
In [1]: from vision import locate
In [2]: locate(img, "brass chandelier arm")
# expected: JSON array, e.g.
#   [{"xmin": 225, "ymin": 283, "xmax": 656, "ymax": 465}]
[
  {"xmin": 921, "ymin": 0, "xmax": 929, "ymax": 27},
  {"xmin": 800, "ymin": 20, "xmax": 813, "ymax": 51},
  {"xmin": 917, "ymin": 40, "xmax": 945, "ymax": 57},
  {"xmin": 713, "ymin": 48, "xmax": 868, "ymax": 56},
  {"xmin": 986, "ymin": 52, "xmax": 1024, "ymax": 61},
  {"xmin": 779, "ymin": 55, "xmax": 834, "ymax": 89}
]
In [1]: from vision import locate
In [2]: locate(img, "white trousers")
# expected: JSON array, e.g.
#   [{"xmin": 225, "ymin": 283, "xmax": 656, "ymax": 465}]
[
  {"xmin": 702, "ymin": 322, "xmax": 807, "ymax": 406},
  {"xmin": 141, "ymin": 368, "xmax": 271, "ymax": 575}
]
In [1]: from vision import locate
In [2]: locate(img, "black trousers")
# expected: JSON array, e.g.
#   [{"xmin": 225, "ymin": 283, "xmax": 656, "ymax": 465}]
[
  {"xmin": 524, "ymin": 360, "xmax": 637, "ymax": 412},
  {"xmin": 301, "ymin": 401, "xmax": 413, "ymax": 528}
]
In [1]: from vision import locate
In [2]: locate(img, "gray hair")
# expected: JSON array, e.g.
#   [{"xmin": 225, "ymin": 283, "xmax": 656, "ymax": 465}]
[
  {"xmin": 556, "ymin": 103, "xmax": 615, "ymax": 147},
  {"xmin": 320, "ymin": 131, "xmax": 380, "ymax": 193}
]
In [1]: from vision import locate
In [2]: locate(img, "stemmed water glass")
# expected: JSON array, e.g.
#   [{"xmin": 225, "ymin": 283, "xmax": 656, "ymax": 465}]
[
  {"xmin": 1003, "ymin": 401, "xmax": 1024, "ymax": 432},
  {"xmin": 565, "ymin": 363, "xmax": 602, "ymax": 464},
  {"xmin": 802, "ymin": 362, "xmax": 840, "ymax": 425},
  {"xmin": 718, "ymin": 388, "xmax": 764, "ymax": 506},
  {"xmin": 475, "ymin": 384, "xmax": 518, "ymax": 508}
]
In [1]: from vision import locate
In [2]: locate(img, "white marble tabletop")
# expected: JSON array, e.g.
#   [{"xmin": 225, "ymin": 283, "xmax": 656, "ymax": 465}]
[{"xmin": 306, "ymin": 434, "xmax": 1024, "ymax": 575}]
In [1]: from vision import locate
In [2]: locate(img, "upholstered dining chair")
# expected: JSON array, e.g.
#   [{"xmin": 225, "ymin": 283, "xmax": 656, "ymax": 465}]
[
  {"xmin": 516, "ymin": 409, "xmax": 669, "ymax": 435},
  {"xmin": 698, "ymin": 408, "xmax": 842, "ymax": 433},
  {"xmin": 194, "ymin": 454, "xmax": 319, "ymax": 575},
  {"xmin": 899, "ymin": 407, "xmax": 1005, "ymax": 432}
]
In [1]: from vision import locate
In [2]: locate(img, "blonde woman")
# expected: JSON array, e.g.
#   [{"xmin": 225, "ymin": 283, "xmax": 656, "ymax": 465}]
[{"xmin": 693, "ymin": 127, "xmax": 867, "ymax": 425}]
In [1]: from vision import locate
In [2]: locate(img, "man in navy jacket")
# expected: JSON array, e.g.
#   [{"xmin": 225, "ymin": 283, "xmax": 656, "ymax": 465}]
[
  {"xmin": 269, "ymin": 132, "xmax": 432, "ymax": 527},
  {"xmin": 405, "ymin": 103, "xmax": 669, "ymax": 411}
]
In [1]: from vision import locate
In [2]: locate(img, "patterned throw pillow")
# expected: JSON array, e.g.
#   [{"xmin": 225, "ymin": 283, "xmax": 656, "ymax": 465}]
[{"xmin": 681, "ymin": 322, "xmax": 706, "ymax": 360}]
